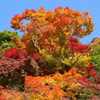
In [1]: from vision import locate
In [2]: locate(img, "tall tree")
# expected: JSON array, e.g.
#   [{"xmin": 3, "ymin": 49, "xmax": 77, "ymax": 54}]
[{"xmin": 10, "ymin": 7, "xmax": 94, "ymax": 72}]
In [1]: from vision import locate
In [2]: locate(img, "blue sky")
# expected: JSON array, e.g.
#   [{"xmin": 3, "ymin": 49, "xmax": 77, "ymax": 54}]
[{"xmin": 0, "ymin": 0, "xmax": 100, "ymax": 44}]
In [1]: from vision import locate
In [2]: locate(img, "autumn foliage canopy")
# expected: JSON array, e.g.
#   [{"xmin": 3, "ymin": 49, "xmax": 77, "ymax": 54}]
[
  {"xmin": 10, "ymin": 7, "xmax": 94, "ymax": 72},
  {"xmin": 0, "ymin": 7, "xmax": 100, "ymax": 100}
]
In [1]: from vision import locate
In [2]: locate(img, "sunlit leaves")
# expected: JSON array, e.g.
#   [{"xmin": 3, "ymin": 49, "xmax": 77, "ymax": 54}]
[
  {"xmin": 10, "ymin": 7, "xmax": 93, "ymax": 72},
  {"xmin": 24, "ymin": 67, "xmax": 82, "ymax": 99}
]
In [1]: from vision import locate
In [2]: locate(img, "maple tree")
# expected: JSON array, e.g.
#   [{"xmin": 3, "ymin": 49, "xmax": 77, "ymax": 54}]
[{"xmin": 10, "ymin": 7, "xmax": 94, "ymax": 72}]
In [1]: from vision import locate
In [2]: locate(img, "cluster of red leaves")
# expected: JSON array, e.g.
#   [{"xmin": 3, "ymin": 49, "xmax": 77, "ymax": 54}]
[
  {"xmin": 80, "ymin": 64, "xmax": 98, "ymax": 77},
  {"xmin": 87, "ymin": 64, "xmax": 98, "ymax": 76},
  {"xmin": 76, "ymin": 64, "xmax": 98, "ymax": 90},
  {"xmin": 0, "ymin": 47, "xmax": 41, "ymax": 87},
  {"xmin": 33, "ymin": 54, "xmax": 42, "ymax": 59},
  {"xmin": 0, "ymin": 56, "xmax": 28, "ymax": 76},
  {"xmin": 67, "ymin": 38, "xmax": 90, "ymax": 53},
  {"xmin": 4, "ymin": 47, "xmax": 24, "ymax": 59},
  {"xmin": 0, "ymin": 48, "xmax": 30, "ymax": 76},
  {"xmin": 80, "ymin": 76, "xmax": 90, "ymax": 84}
]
